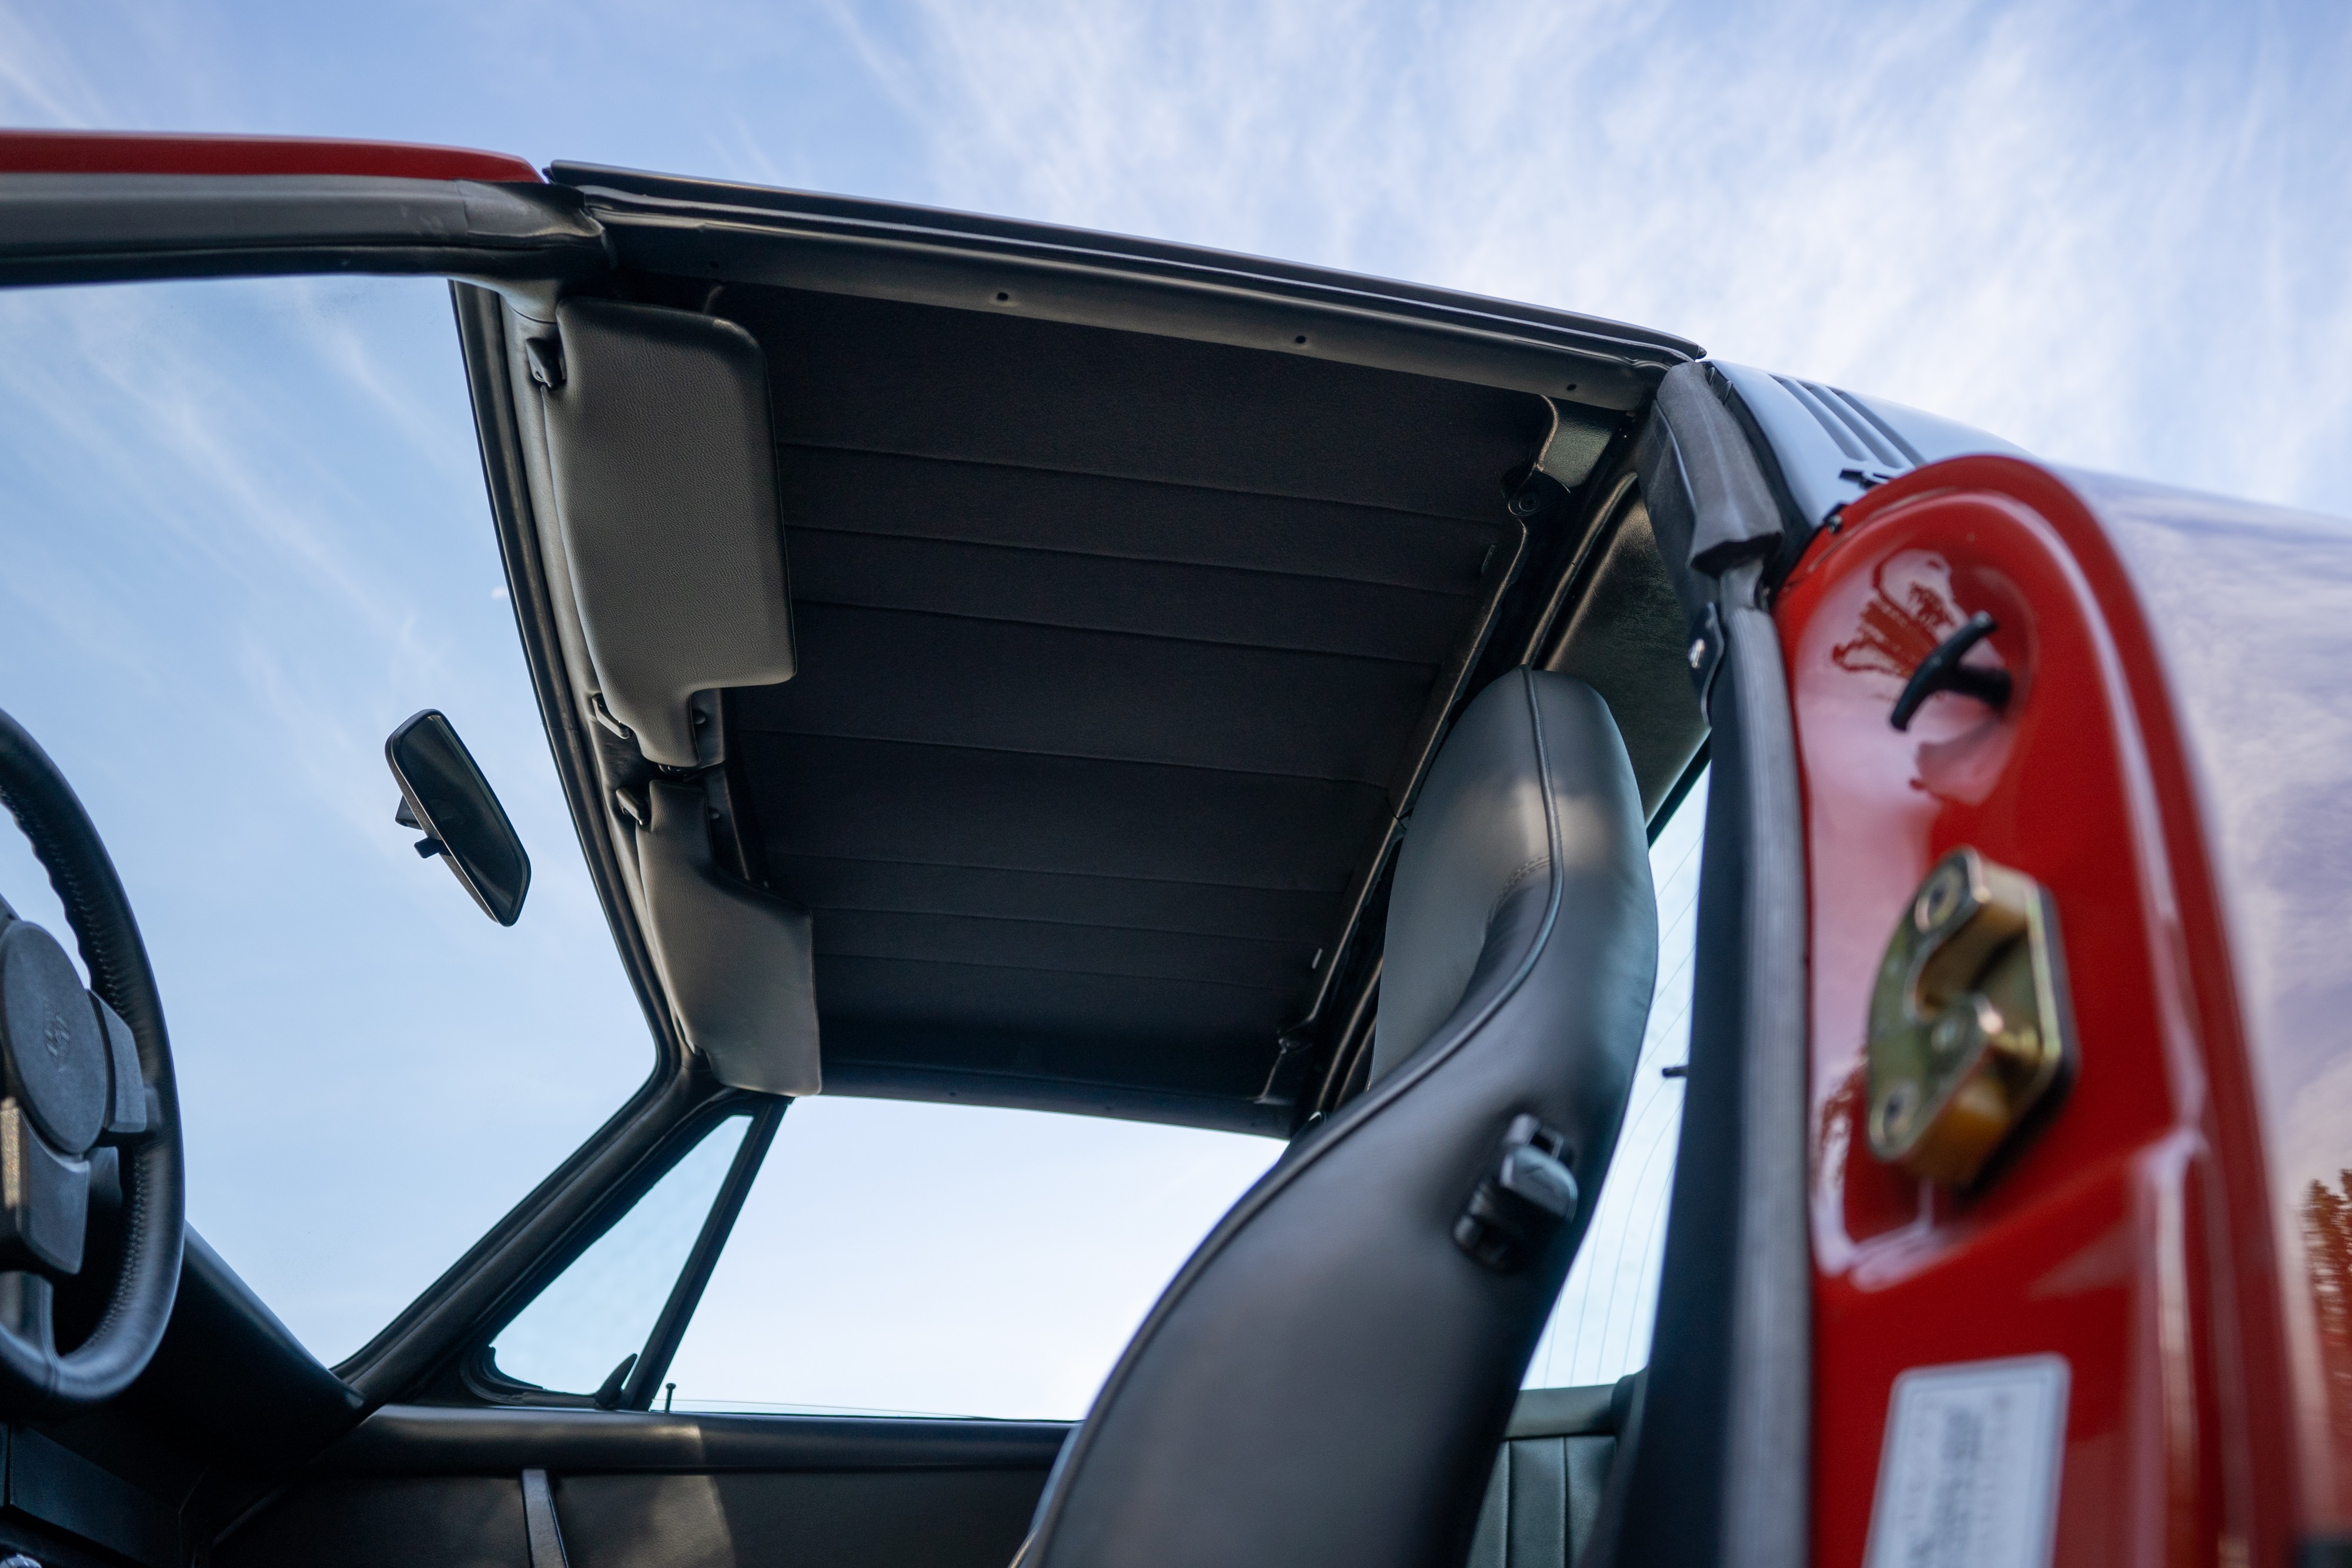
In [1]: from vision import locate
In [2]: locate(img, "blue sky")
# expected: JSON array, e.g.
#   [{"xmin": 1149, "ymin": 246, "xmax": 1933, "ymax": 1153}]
[
  {"xmin": 8, "ymin": 0, "xmax": 2346, "ymax": 513},
  {"xmin": 0, "ymin": 0, "xmax": 2346, "ymax": 1413}
]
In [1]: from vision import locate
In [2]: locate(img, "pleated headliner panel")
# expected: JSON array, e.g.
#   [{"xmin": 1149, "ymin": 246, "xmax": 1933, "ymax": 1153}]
[{"xmin": 720, "ymin": 285, "xmax": 1548, "ymax": 1108}]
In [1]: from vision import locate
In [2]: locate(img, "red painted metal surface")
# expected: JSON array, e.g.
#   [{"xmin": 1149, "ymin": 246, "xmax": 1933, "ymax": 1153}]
[
  {"xmin": 1779, "ymin": 457, "xmax": 2291, "ymax": 1566},
  {"xmin": 0, "ymin": 129, "xmax": 542, "ymax": 183}
]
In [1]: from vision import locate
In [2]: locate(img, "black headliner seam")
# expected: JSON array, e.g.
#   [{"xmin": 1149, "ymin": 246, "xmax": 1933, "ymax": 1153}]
[
  {"xmin": 735, "ymin": 728, "xmax": 1406, "ymax": 788},
  {"xmin": 768, "ymin": 851, "xmax": 1349, "ymax": 896},
  {"xmin": 816, "ymin": 953, "xmax": 1295, "ymax": 992},
  {"xmin": 770, "ymin": 597, "xmax": 1451, "ymax": 669},
  {"xmin": 773, "ymin": 437, "xmax": 1514, "ymax": 526},
  {"xmin": 805, "ymin": 904, "xmax": 1303, "ymax": 944},
  {"xmin": 784, "ymin": 521, "xmax": 1485, "ymax": 599},
  {"xmin": 822, "ymin": 1056, "xmax": 1261, "ymax": 1101}
]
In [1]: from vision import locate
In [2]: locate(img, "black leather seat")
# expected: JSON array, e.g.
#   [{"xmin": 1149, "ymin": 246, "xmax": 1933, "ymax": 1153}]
[
  {"xmin": 1019, "ymin": 667, "xmax": 1658, "ymax": 1568},
  {"xmin": 1468, "ymin": 1375, "xmax": 1642, "ymax": 1568}
]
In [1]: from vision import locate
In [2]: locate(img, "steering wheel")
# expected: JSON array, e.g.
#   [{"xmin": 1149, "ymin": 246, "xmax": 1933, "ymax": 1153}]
[{"xmin": 0, "ymin": 708, "xmax": 183, "ymax": 1416}]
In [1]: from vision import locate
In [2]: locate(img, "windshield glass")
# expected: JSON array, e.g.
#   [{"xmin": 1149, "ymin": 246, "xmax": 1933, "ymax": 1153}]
[{"xmin": 0, "ymin": 276, "xmax": 653, "ymax": 1364}]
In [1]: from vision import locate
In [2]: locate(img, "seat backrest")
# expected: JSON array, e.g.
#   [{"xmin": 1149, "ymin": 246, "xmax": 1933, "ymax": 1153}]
[
  {"xmin": 1468, "ymin": 1375, "xmax": 1642, "ymax": 1568},
  {"xmin": 1021, "ymin": 668, "xmax": 1657, "ymax": 1568}
]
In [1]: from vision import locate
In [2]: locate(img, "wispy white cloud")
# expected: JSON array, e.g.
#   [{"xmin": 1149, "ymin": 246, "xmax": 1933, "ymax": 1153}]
[
  {"xmin": 18, "ymin": 0, "xmax": 2339, "ymax": 525},
  {"xmin": 807, "ymin": 0, "xmax": 2352, "ymax": 515},
  {"xmin": 0, "ymin": 0, "xmax": 112, "ymax": 126}
]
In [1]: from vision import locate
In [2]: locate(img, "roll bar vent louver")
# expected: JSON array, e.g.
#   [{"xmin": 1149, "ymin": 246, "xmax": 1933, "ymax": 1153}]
[
  {"xmin": 1707, "ymin": 360, "xmax": 2028, "ymax": 537},
  {"xmin": 1768, "ymin": 375, "xmax": 1924, "ymax": 486}
]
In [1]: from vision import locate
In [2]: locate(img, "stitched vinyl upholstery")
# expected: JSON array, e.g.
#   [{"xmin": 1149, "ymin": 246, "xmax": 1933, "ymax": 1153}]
[
  {"xmin": 1467, "ymin": 1377, "xmax": 1639, "ymax": 1568},
  {"xmin": 1469, "ymin": 1433, "xmax": 1617, "ymax": 1568},
  {"xmin": 1018, "ymin": 670, "xmax": 1655, "ymax": 1568}
]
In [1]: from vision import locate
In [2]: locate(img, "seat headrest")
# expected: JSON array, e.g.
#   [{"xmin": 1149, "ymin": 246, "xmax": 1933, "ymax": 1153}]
[{"xmin": 1370, "ymin": 667, "xmax": 1642, "ymax": 1084}]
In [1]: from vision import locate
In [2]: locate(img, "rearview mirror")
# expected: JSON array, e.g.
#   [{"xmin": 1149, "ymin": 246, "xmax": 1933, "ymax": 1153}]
[{"xmin": 386, "ymin": 710, "xmax": 531, "ymax": 927}]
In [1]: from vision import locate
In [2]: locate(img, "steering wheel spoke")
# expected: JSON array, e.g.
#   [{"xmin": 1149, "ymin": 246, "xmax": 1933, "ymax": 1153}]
[
  {"xmin": 91, "ymin": 994, "xmax": 152, "ymax": 1144},
  {"xmin": 0, "ymin": 1271, "xmax": 59, "ymax": 1365},
  {"xmin": 0, "ymin": 707, "xmax": 185, "ymax": 1417},
  {"xmin": 93, "ymin": 1085, "xmax": 163, "ymax": 1150},
  {"xmin": 0, "ymin": 1098, "xmax": 92, "ymax": 1277}
]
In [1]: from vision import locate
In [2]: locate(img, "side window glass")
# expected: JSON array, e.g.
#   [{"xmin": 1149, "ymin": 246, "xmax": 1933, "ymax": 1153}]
[
  {"xmin": 489, "ymin": 1112, "xmax": 757, "ymax": 1399},
  {"xmin": 486, "ymin": 775, "xmax": 1703, "ymax": 1411},
  {"xmin": 1522, "ymin": 768, "xmax": 1708, "ymax": 1389},
  {"xmin": 661, "ymin": 1100, "xmax": 1279, "ymax": 1420}
]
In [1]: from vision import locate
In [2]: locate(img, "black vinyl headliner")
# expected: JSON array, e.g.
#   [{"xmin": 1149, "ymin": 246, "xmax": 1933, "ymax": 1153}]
[
  {"xmin": 701, "ymin": 283, "xmax": 1553, "ymax": 1125},
  {"xmin": 480, "ymin": 169, "xmax": 1710, "ymax": 1136}
]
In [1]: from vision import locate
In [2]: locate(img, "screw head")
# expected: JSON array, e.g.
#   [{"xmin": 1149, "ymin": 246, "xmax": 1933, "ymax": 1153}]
[
  {"xmin": 1915, "ymin": 860, "xmax": 1970, "ymax": 934},
  {"xmin": 1878, "ymin": 1080, "xmax": 1920, "ymax": 1139}
]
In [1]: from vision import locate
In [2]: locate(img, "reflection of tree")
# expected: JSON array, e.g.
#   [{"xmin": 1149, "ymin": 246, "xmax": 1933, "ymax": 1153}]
[
  {"xmin": 1832, "ymin": 555, "xmax": 1962, "ymax": 679},
  {"xmin": 2301, "ymin": 1172, "xmax": 2352, "ymax": 1453}
]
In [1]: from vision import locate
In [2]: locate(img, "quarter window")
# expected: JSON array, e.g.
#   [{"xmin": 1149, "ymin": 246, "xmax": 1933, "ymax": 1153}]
[
  {"xmin": 1522, "ymin": 769, "xmax": 1707, "ymax": 1388},
  {"xmin": 489, "ymin": 1114, "xmax": 757, "ymax": 1399}
]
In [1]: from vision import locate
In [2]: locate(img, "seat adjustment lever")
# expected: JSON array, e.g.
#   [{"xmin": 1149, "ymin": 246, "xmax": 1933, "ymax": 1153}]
[{"xmin": 1454, "ymin": 1114, "xmax": 1577, "ymax": 1272}]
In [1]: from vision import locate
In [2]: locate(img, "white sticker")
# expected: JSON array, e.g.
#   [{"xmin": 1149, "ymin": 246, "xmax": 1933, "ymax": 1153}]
[{"xmin": 1863, "ymin": 1355, "xmax": 2069, "ymax": 1568}]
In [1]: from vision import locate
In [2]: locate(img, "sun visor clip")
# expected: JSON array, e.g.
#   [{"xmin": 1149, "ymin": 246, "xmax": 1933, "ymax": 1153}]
[
  {"xmin": 524, "ymin": 335, "xmax": 565, "ymax": 390},
  {"xmin": 587, "ymin": 692, "xmax": 634, "ymax": 743},
  {"xmin": 689, "ymin": 690, "xmax": 725, "ymax": 769}
]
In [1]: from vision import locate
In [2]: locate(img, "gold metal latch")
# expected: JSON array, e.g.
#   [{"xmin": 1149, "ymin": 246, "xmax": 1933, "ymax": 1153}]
[{"xmin": 1865, "ymin": 848, "xmax": 2076, "ymax": 1188}]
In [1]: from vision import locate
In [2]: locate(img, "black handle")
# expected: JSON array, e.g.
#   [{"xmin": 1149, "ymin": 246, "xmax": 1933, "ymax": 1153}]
[
  {"xmin": 1891, "ymin": 611, "xmax": 2012, "ymax": 731},
  {"xmin": 1453, "ymin": 1115, "xmax": 1578, "ymax": 1272}
]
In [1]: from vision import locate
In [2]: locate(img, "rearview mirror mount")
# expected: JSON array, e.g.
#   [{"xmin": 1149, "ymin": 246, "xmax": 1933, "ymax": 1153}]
[{"xmin": 386, "ymin": 710, "xmax": 531, "ymax": 927}]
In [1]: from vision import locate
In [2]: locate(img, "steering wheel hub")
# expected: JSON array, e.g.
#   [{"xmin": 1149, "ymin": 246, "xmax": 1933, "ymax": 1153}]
[
  {"xmin": 0, "ymin": 709, "xmax": 184, "ymax": 1417},
  {"xmin": 1, "ymin": 920, "xmax": 111, "ymax": 1155}
]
